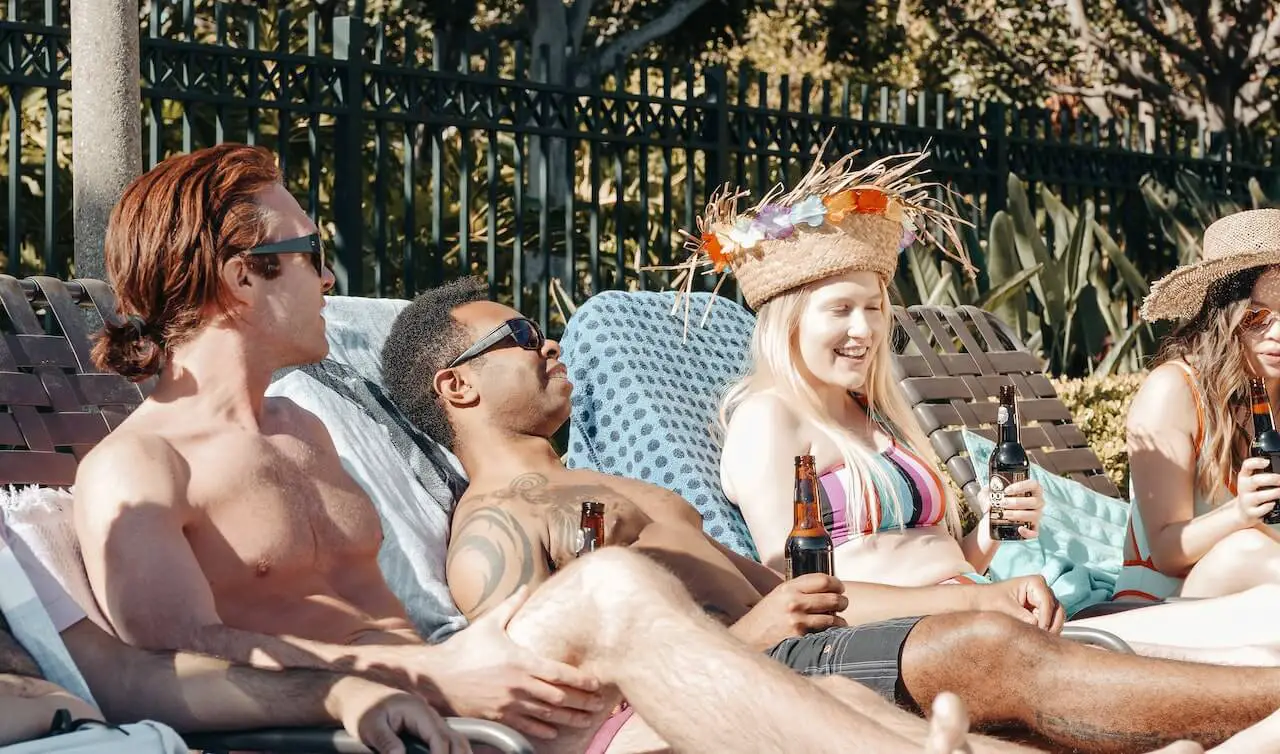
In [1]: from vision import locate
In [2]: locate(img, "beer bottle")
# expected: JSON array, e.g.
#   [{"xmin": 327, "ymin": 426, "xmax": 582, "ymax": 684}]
[
  {"xmin": 577, "ymin": 501, "xmax": 605, "ymax": 556},
  {"xmin": 988, "ymin": 384, "xmax": 1029, "ymax": 541},
  {"xmin": 785, "ymin": 455, "xmax": 834, "ymax": 579},
  {"xmin": 1247, "ymin": 378, "xmax": 1280, "ymax": 525}
]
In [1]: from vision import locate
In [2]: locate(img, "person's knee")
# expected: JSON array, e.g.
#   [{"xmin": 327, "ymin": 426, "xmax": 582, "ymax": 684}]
[
  {"xmin": 917, "ymin": 611, "xmax": 1046, "ymax": 668},
  {"xmin": 563, "ymin": 547, "xmax": 693, "ymax": 617},
  {"xmin": 1199, "ymin": 529, "xmax": 1280, "ymax": 577}
]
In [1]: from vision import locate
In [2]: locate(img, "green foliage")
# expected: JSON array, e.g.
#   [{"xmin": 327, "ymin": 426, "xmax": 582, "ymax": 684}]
[
  {"xmin": 1052, "ymin": 373, "xmax": 1145, "ymax": 495},
  {"xmin": 1141, "ymin": 170, "xmax": 1280, "ymax": 267},
  {"xmin": 895, "ymin": 174, "xmax": 1155, "ymax": 378}
]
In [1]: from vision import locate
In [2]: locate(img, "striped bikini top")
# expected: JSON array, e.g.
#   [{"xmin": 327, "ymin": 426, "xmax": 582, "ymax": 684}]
[{"xmin": 817, "ymin": 439, "xmax": 949, "ymax": 546}]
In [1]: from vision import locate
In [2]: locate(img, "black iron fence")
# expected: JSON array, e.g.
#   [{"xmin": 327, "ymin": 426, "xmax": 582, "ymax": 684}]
[{"xmin": 3, "ymin": 1, "xmax": 1279, "ymax": 332}]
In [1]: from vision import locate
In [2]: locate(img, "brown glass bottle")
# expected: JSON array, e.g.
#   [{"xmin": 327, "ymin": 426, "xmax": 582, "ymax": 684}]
[
  {"xmin": 1248, "ymin": 378, "xmax": 1280, "ymax": 525},
  {"xmin": 989, "ymin": 384, "xmax": 1029, "ymax": 541},
  {"xmin": 578, "ymin": 501, "xmax": 605, "ymax": 555},
  {"xmin": 785, "ymin": 455, "xmax": 834, "ymax": 579}
]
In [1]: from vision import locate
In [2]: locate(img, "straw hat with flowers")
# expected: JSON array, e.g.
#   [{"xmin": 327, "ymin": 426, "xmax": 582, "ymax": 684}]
[
  {"xmin": 1141, "ymin": 208, "xmax": 1280, "ymax": 323},
  {"xmin": 652, "ymin": 139, "xmax": 975, "ymax": 327}
]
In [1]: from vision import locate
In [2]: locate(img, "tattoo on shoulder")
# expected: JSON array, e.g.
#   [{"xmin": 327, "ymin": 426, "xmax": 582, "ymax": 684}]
[
  {"xmin": 468, "ymin": 472, "xmax": 642, "ymax": 569},
  {"xmin": 447, "ymin": 506, "xmax": 537, "ymax": 615}
]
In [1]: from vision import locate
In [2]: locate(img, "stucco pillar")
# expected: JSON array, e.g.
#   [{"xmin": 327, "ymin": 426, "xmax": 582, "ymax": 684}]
[{"xmin": 70, "ymin": 0, "xmax": 141, "ymax": 281}]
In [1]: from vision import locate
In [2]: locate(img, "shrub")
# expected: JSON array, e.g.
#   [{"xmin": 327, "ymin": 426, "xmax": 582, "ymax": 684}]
[{"xmin": 1051, "ymin": 373, "xmax": 1146, "ymax": 495}]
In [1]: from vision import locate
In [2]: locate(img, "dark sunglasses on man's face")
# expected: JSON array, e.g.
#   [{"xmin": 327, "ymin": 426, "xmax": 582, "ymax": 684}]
[
  {"xmin": 448, "ymin": 317, "xmax": 545, "ymax": 368},
  {"xmin": 246, "ymin": 233, "xmax": 325, "ymax": 277}
]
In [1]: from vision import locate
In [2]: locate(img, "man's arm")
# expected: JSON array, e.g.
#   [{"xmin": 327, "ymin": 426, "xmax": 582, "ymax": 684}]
[
  {"xmin": 446, "ymin": 498, "xmax": 553, "ymax": 621},
  {"xmin": 62, "ymin": 619, "xmax": 466, "ymax": 753},
  {"xmin": 706, "ymin": 536, "xmax": 786, "ymax": 595},
  {"xmin": 65, "ymin": 618, "xmax": 373, "ymax": 730}
]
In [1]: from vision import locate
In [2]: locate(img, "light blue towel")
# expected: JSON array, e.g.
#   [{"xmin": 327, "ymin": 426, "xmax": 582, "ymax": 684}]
[
  {"xmin": 963, "ymin": 430, "xmax": 1129, "ymax": 616},
  {"xmin": 560, "ymin": 290, "xmax": 762, "ymax": 559}
]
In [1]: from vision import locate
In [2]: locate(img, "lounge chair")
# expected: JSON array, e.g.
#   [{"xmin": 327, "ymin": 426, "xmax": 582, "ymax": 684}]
[
  {"xmin": 0, "ymin": 275, "xmax": 532, "ymax": 754},
  {"xmin": 560, "ymin": 290, "xmax": 1133, "ymax": 652}
]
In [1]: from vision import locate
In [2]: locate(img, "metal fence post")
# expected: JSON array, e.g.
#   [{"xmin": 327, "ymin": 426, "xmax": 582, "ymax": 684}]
[
  {"xmin": 985, "ymin": 101, "xmax": 1008, "ymax": 221},
  {"xmin": 705, "ymin": 65, "xmax": 729, "ymax": 194},
  {"xmin": 332, "ymin": 16, "xmax": 366, "ymax": 297}
]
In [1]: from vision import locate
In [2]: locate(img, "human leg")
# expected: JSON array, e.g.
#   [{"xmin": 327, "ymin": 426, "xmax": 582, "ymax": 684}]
[
  {"xmin": 899, "ymin": 611, "xmax": 1280, "ymax": 754},
  {"xmin": 1181, "ymin": 529, "xmax": 1280, "ymax": 598},
  {"xmin": 500, "ymin": 548, "xmax": 928, "ymax": 754}
]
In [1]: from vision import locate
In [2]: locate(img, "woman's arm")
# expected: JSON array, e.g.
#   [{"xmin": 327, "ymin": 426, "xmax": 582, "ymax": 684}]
[
  {"xmin": 721, "ymin": 394, "xmax": 808, "ymax": 573},
  {"xmin": 1129, "ymin": 364, "xmax": 1257, "ymax": 576},
  {"xmin": 961, "ymin": 516, "xmax": 999, "ymax": 574}
]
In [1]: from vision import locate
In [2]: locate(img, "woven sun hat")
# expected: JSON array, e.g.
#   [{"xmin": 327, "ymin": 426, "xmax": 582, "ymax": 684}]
[
  {"xmin": 650, "ymin": 139, "xmax": 975, "ymax": 326},
  {"xmin": 1141, "ymin": 208, "xmax": 1280, "ymax": 323}
]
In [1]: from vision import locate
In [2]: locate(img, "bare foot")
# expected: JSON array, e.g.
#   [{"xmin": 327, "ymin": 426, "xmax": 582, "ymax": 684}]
[{"xmin": 924, "ymin": 692, "xmax": 972, "ymax": 754}]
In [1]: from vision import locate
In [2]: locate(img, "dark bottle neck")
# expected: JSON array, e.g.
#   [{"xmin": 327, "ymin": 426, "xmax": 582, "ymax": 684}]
[
  {"xmin": 997, "ymin": 403, "xmax": 1020, "ymax": 444},
  {"xmin": 1252, "ymin": 381, "xmax": 1277, "ymax": 436}
]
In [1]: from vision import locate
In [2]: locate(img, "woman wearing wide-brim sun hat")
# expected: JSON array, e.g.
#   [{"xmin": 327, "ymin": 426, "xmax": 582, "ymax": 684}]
[{"xmin": 1116, "ymin": 207, "xmax": 1280, "ymax": 607}]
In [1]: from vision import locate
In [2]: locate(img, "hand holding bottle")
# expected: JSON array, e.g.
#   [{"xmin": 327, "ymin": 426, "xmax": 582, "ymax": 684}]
[{"xmin": 1231, "ymin": 457, "xmax": 1280, "ymax": 527}]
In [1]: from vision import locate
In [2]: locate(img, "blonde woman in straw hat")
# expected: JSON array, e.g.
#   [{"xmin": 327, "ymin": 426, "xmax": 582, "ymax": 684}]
[
  {"xmin": 1104, "ymin": 209, "xmax": 1280, "ymax": 612},
  {"xmin": 709, "ymin": 147, "xmax": 1060, "ymax": 627},
  {"xmin": 708, "ymin": 149, "xmax": 1280, "ymax": 664}
]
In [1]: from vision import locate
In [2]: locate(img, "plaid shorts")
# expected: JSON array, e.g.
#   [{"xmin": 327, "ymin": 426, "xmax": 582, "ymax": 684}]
[{"xmin": 766, "ymin": 616, "xmax": 923, "ymax": 705}]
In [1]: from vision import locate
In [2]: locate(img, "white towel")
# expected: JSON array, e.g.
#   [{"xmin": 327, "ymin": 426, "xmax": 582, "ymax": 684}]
[
  {"xmin": 267, "ymin": 296, "xmax": 469, "ymax": 642},
  {"xmin": 0, "ymin": 497, "xmax": 98, "ymax": 708}
]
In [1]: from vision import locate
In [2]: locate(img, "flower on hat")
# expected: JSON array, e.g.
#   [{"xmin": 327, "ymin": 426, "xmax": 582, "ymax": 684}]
[
  {"xmin": 823, "ymin": 190, "xmax": 856, "ymax": 223},
  {"xmin": 854, "ymin": 188, "xmax": 888, "ymax": 214},
  {"xmin": 756, "ymin": 204, "xmax": 796, "ymax": 240},
  {"xmin": 790, "ymin": 196, "xmax": 827, "ymax": 228},
  {"xmin": 727, "ymin": 218, "xmax": 765, "ymax": 250},
  {"xmin": 700, "ymin": 232, "xmax": 729, "ymax": 272}
]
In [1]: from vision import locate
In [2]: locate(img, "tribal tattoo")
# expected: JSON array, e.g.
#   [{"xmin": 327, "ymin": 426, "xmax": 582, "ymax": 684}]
[{"xmin": 447, "ymin": 473, "xmax": 640, "ymax": 616}]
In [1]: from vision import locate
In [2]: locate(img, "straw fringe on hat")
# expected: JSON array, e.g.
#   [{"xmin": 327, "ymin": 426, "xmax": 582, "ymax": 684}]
[
  {"xmin": 646, "ymin": 137, "xmax": 975, "ymax": 329},
  {"xmin": 1141, "ymin": 208, "xmax": 1280, "ymax": 323}
]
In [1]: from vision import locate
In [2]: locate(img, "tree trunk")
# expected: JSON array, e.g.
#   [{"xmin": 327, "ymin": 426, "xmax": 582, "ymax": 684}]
[{"xmin": 1202, "ymin": 75, "xmax": 1236, "ymax": 132}]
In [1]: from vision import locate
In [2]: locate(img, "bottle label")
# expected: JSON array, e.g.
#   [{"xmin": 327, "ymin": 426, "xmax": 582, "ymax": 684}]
[
  {"xmin": 997, "ymin": 406, "xmax": 1010, "ymax": 425},
  {"xmin": 988, "ymin": 471, "xmax": 1026, "ymax": 540},
  {"xmin": 989, "ymin": 473, "xmax": 1008, "ymax": 510}
]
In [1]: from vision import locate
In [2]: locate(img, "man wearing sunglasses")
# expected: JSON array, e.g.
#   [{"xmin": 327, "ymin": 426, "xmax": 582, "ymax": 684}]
[{"xmin": 381, "ymin": 276, "xmax": 1280, "ymax": 754}]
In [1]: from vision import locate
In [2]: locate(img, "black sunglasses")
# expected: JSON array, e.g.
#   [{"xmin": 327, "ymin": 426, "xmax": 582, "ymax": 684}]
[
  {"xmin": 448, "ymin": 317, "xmax": 545, "ymax": 368},
  {"xmin": 247, "ymin": 233, "xmax": 325, "ymax": 276}
]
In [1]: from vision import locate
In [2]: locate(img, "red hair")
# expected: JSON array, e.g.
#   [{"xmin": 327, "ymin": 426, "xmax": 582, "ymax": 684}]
[{"xmin": 92, "ymin": 143, "xmax": 283, "ymax": 381}]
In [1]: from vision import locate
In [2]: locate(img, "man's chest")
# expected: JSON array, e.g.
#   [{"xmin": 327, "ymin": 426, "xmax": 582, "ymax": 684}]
[{"xmin": 182, "ymin": 436, "xmax": 384, "ymax": 583}]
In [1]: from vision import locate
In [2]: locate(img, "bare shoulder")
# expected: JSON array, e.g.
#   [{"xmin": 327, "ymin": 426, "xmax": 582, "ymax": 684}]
[
  {"xmin": 1128, "ymin": 361, "xmax": 1200, "ymax": 436},
  {"xmin": 727, "ymin": 391, "xmax": 802, "ymax": 436},
  {"xmin": 446, "ymin": 476, "xmax": 552, "ymax": 619},
  {"xmin": 75, "ymin": 430, "xmax": 188, "ymax": 506},
  {"xmin": 266, "ymin": 395, "xmax": 335, "ymax": 444}
]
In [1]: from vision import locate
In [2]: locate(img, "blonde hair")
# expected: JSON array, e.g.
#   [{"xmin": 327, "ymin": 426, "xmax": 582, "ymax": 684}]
[
  {"xmin": 720, "ymin": 279, "xmax": 964, "ymax": 540},
  {"xmin": 1153, "ymin": 287, "xmax": 1259, "ymax": 500}
]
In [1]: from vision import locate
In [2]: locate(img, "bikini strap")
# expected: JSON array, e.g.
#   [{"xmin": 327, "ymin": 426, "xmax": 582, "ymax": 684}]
[{"xmin": 1165, "ymin": 361, "xmax": 1206, "ymax": 457}]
